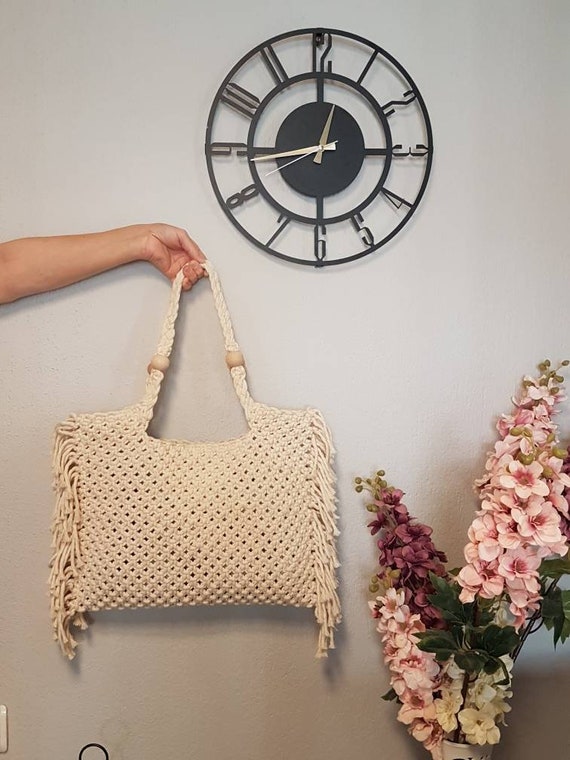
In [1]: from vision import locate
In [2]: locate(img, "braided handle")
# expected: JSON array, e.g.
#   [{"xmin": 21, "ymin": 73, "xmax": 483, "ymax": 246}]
[{"xmin": 141, "ymin": 261, "xmax": 253, "ymax": 420}]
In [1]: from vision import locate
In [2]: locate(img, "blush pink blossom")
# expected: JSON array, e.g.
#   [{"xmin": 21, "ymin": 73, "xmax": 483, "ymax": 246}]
[
  {"xmin": 513, "ymin": 501, "xmax": 565, "ymax": 548},
  {"xmin": 499, "ymin": 460, "xmax": 550, "ymax": 499},
  {"xmin": 458, "ymin": 560, "xmax": 505, "ymax": 601},
  {"xmin": 468, "ymin": 512, "xmax": 502, "ymax": 561},
  {"xmin": 497, "ymin": 548, "xmax": 541, "ymax": 583}
]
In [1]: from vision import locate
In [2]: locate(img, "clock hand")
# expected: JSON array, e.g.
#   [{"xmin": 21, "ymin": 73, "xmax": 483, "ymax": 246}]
[
  {"xmin": 263, "ymin": 141, "xmax": 337, "ymax": 177},
  {"xmin": 251, "ymin": 142, "xmax": 337, "ymax": 162},
  {"xmin": 314, "ymin": 104, "xmax": 335, "ymax": 165}
]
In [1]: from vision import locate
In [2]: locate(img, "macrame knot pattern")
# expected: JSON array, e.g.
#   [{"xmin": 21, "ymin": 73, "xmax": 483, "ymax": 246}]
[{"xmin": 49, "ymin": 263, "xmax": 341, "ymax": 660}]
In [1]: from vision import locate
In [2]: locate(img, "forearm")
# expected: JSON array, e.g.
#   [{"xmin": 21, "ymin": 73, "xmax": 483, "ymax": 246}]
[{"xmin": 0, "ymin": 225, "xmax": 147, "ymax": 304}]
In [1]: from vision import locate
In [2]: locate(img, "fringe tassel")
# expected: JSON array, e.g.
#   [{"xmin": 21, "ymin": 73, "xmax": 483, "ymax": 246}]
[
  {"xmin": 308, "ymin": 408, "xmax": 342, "ymax": 657},
  {"xmin": 49, "ymin": 418, "xmax": 87, "ymax": 659}
]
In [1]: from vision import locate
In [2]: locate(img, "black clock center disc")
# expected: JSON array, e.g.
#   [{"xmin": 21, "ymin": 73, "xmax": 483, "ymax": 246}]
[{"xmin": 274, "ymin": 102, "xmax": 365, "ymax": 198}]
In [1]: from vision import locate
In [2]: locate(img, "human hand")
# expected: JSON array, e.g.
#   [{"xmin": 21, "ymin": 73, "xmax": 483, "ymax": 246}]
[{"xmin": 137, "ymin": 223, "xmax": 207, "ymax": 290}]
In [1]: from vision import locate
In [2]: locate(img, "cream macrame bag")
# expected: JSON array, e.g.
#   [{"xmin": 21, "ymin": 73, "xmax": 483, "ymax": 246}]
[{"xmin": 50, "ymin": 262, "xmax": 341, "ymax": 660}]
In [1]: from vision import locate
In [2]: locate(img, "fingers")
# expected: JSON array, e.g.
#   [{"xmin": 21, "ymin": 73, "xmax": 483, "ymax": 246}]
[
  {"xmin": 181, "ymin": 259, "xmax": 208, "ymax": 291},
  {"xmin": 145, "ymin": 224, "xmax": 207, "ymax": 289}
]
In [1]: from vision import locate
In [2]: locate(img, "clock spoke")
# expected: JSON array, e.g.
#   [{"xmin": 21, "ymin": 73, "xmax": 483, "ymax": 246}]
[
  {"xmin": 381, "ymin": 187, "xmax": 413, "ymax": 210},
  {"xmin": 220, "ymin": 82, "xmax": 260, "ymax": 119},
  {"xmin": 266, "ymin": 214, "xmax": 292, "ymax": 247},
  {"xmin": 312, "ymin": 31, "xmax": 333, "ymax": 102},
  {"xmin": 357, "ymin": 50, "xmax": 378, "ymax": 85},
  {"xmin": 316, "ymin": 196, "xmax": 324, "ymax": 225},
  {"xmin": 260, "ymin": 44, "xmax": 289, "ymax": 85},
  {"xmin": 208, "ymin": 142, "xmax": 248, "ymax": 157},
  {"xmin": 381, "ymin": 89, "xmax": 417, "ymax": 118}
]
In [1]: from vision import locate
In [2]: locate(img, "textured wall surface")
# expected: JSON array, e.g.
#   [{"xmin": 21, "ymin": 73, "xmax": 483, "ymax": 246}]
[{"xmin": 1, "ymin": 2, "xmax": 569, "ymax": 759}]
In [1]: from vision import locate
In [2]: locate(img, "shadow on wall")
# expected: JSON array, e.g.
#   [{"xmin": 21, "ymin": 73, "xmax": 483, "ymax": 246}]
[{"xmin": 495, "ymin": 664, "xmax": 570, "ymax": 757}]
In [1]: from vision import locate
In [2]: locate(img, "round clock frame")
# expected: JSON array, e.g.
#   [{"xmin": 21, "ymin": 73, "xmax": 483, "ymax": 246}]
[{"xmin": 205, "ymin": 27, "xmax": 433, "ymax": 267}]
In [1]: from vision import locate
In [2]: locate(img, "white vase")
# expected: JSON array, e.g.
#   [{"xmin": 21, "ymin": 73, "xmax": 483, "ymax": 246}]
[{"xmin": 441, "ymin": 739, "xmax": 494, "ymax": 760}]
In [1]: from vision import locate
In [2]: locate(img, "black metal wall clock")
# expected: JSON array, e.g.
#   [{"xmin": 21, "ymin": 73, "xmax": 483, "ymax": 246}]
[{"xmin": 205, "ymin": 28, "xmax": 433, "ymax": 267}]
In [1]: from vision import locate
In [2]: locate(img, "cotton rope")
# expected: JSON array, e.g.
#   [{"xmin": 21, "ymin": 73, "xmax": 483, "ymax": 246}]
[{"xmin": 49, "ymin": 262, "xmax": 341, "ymax": 659}]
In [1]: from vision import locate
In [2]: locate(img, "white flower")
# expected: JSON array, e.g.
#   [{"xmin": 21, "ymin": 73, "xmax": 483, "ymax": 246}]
[
  {"xmin": 458, "ymin": 706, "xmax": 501, "ymax": 745},
  {"xmin": 442, "ymin": 657, "xmax": 465, "ymax": 683},
  {"xmin": 434, "ymin": 690, "xmax": 462, "ymax": 733},
  {"xmin": 468, "ymin": 680, "xmax": 498, "ymax": 711}
]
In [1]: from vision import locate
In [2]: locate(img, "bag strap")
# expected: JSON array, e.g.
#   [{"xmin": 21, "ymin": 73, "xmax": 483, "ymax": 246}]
[{"xmin": 141, "ymin": 261, "xmax": 253, "ymax": 422}]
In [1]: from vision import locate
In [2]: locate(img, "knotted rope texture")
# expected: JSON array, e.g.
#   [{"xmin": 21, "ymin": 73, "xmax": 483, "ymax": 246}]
[{"xmin": 49, "ymin": 261, "xmax": 341, "ymax": 659}]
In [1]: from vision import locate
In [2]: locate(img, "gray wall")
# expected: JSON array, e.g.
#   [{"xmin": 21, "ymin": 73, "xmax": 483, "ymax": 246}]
[{"xmin": 1, "ymin": 2, "xmax": 569, "ymax": 758}]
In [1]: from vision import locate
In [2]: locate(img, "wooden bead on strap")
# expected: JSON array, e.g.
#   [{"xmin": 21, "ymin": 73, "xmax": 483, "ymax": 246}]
[
  {"xmin": 147, "ymin": 354, "xmax": 170, "ymax": 373},
  {"xmin": 226, "ymin": 350, "xmax": 245, "ymax": 369}
]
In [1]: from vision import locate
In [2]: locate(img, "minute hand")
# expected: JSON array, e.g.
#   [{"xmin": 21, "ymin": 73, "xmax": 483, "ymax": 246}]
[{"xmin": 251, "ymin": 142, "xmax": 337, "ymax": 162}]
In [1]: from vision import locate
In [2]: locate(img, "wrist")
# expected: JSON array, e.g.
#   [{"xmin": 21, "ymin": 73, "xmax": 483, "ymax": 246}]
[{"xmin": 101, "ymin": 224, "xmax": 151, "ymax": 266}]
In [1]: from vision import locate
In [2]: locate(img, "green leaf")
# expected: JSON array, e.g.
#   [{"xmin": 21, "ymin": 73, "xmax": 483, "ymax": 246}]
[
  {"xmin": 542, "ymin": 588, "xmax": 562, "ymax": 620},
  {"xmin": 427, "ymin": 573, "xmax": 473, "ymax": 624},
  {"xmin": 560, "ymin": 617, "xmax": 570, "ymax": 645},
  {"xmin": 482, "ymin": 656, "xmax": 503, "ymax": 676},
  {"xmin": 454, "ymin": 651, "xmax": 487, "ymax": 674},
  {"xmin": 539, "ymin": 587, "xmax": 570, "ymax": 647},
  {"xmin": 481, "ymin": 624, "xmax": 520, "ymax": 657},
  {"xmin": 416, "ymin": 630, "xmax": 459, "ymax": 661},
  {"xmin": 381, "ymin": 687, "xmax": 397, "ymax": 702},
  {"xmin": 539, "ymin": 557, "xmax": 570, "ymax": 581},
  {"xmin": 562, "ymin": 589, "xmax": 570, "ymax": 621},
  {"xmin": 559, "ymin": 590, "xmax": 570, "ymax": 645}
]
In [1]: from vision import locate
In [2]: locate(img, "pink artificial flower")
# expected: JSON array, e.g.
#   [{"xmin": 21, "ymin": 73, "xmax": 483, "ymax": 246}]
[
  {"xmin": 499, "ymin": 460, "xmax": 549, "ymax": 500},
  {"xmin": 507, "ymin": 578, "xmax": 542, "ymax": 628},
  {"xmin": 458, "ymin": 560, "xmax": 504, "ymax": 601},
  {"xmin": 497, "ymin": 548, "xmax": 541, "ymax": 583},
  {"xmin": 494, "ymin": 511, "xmax": 523, "ymax": 551},
  {"xmin": 526, "ymin": 383, "xmax": 559, "ymax": 406},
  {"xmin": 497, "ymin": 407, "xmax": 535, "ymax": 437},
  {"xmin": 377, "ymin": 588, "xmax": 406, "ymax": 617},
  {"xmin": 468, "ymin": 512, "xmax": 502, "ymax": 561},
  {"xmin": 513, "ymin": 500, "xmax": 565, "ymax": 548}
]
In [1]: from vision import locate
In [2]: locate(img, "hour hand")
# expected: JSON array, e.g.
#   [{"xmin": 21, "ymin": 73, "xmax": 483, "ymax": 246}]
[
  {"xmin": 314, "ymin": 104, "xmax": 335, "ymax": 164},
  {"xmin": 251, "ymin": 142, "xmax": 336, "ymax": 162}
]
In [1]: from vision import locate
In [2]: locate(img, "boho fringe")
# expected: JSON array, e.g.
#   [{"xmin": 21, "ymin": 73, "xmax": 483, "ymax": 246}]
[
  {"xmin": 49, "ymin": 418, "xmax": 87, "ymax": 659},
  {"xmin": 308, "ymin": 408, "xmax": 341, "ymax": 657}
]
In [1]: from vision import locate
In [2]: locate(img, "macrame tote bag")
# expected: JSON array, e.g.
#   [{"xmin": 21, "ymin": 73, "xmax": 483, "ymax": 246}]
[{"xmin": 50, "ymin": 262, "xmax": 341, "ymax": 660}]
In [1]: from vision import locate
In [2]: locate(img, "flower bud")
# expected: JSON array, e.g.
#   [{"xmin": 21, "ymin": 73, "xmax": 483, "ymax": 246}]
[
  {"xmin": 510, "ymin": 426, "xmax": 524, "ymax": 436},
  {"xmin": 518, "ymin": 453, "xmax": 535, "ymax": 465},
  {"xmin": 355, "ymin": 477, "xmax": 362, "ymax": 484},
  {"xmin": 355, "ymin": 485, "xmax": 363, "ymax": 493},
  {"xmin": 552, "ymin": 447, "xmax": 567, "ymax": 459}
]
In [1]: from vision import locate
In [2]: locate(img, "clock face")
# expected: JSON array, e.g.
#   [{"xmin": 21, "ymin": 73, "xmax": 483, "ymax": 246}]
[{"xmin": 205, "ymin": 28, "xmax": 433, "ymax": 267}]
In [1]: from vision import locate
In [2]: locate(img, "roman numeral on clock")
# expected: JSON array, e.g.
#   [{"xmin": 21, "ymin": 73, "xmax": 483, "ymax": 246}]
[
  {"xmin": 220, "ymin": 83, "xmax": 260, "ymax": 119},
  {"xmin": 260, "ymin": 45, "xmax": 289, "ymax": 85}
]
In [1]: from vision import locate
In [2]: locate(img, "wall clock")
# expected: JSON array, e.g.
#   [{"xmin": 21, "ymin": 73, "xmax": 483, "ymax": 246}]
[{"xmin": 205, "ymin": 28, "xmax": 433, "ymax": 267}]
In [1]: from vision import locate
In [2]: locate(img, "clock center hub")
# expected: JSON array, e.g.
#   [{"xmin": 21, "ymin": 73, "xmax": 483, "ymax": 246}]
[{"xmin": 274, "ymin": 101, "xmax": 365, "ymax": 198}]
